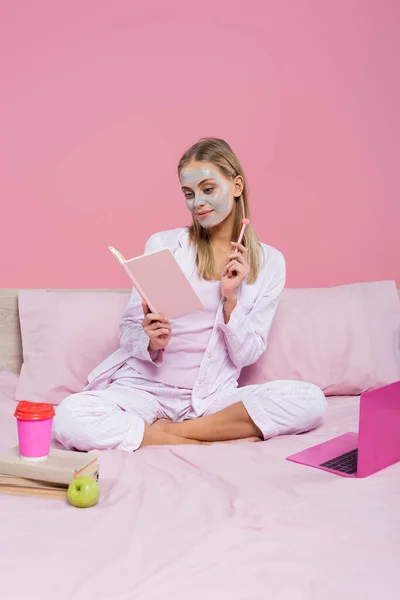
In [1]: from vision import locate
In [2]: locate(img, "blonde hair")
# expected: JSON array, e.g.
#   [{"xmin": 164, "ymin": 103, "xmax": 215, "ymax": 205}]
[{"xmin": 178, "ymin": 137, "xmax": 262, "ymax": 284}]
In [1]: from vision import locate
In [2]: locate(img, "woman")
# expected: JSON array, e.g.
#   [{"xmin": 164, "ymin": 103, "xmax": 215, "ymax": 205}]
[{"xmin": 54, "ymin": 138, "xmax": 326, "ymax": 451}]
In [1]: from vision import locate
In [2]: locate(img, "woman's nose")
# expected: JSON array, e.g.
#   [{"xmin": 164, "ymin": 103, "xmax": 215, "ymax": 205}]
[{"xmin": 194, "ymin": 194, "xmax": 206, "ymax": 207}]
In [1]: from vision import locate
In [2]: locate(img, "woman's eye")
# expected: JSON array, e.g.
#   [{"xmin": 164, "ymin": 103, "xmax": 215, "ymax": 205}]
[
  {"xmin": 184, "ymin": 192, "xmax": 194, "ymax": 200},
  {"xmin": 204, "ymin": 187, "xmax": 214, "ymax": 194}
]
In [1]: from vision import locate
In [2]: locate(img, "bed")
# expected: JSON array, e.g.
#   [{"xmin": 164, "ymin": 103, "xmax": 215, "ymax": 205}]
[{"xmin": 0, "ymin": 289, "xmax": 399, "ymax": 600}]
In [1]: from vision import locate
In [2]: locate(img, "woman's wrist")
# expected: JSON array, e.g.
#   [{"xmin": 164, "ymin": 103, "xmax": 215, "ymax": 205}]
[{"xmin": 222, "ymin": 294, "xmax": 237, "ymax": 324}]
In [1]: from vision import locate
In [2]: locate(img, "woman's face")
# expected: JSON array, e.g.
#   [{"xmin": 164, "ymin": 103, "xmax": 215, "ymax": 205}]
[{"xmin": 180, "ymin": 161, "xmax": 236, "ymax": 229}]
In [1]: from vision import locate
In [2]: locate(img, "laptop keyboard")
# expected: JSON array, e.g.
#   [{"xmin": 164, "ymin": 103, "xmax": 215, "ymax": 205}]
[{"xmin": 320, "ymin": 448, "xmax": 358, "ymax": 474}]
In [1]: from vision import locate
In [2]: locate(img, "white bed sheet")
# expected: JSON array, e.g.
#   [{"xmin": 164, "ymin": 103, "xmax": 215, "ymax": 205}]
[{"xmin": 0, "ymin": 373, "xmax": 399, "ymax": 600}]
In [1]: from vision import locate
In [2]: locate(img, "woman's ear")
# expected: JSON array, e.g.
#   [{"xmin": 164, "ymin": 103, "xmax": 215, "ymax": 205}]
[{"xmin": 233, "ymin": 175, "xmax": 244, "ymax": 198}]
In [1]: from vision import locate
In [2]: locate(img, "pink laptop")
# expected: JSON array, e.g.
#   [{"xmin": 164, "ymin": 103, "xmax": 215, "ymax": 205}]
[{"xmin": 287, "ymin": 380, "xmax": 400, "ymax": 478}]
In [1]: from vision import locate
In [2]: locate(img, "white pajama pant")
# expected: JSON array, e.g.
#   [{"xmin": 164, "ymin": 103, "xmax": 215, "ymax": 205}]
[{"xmin": 54, "ymin": 366, "xmax": 327, "ymax": 452}]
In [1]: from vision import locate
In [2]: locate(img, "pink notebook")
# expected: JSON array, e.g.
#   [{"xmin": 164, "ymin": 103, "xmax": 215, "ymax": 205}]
[{"xmin": 109, "ymin": 246, "xmax": 204, "ymax": 319}]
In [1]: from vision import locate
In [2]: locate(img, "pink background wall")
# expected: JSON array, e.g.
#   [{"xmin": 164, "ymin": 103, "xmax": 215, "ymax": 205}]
[{"xmin": 1, "ymin": 1, "xmax": 399, "ymax": 289}]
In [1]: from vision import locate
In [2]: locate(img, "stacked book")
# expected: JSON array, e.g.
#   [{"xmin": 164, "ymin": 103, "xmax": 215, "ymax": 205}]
[{"xmin": 0, "ymin": 446, "xmax": 99, "ymax": 498}]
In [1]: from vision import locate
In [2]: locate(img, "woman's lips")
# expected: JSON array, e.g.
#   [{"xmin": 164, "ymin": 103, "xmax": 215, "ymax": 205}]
[{"xmin": 196, "ymin": 210, "xmax": 214, "ymax": 219}]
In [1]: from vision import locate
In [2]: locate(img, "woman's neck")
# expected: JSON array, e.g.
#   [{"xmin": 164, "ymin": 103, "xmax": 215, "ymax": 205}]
[{"xmin": 207, "ymin": 209, "xmax": 235, "ymax": 253}]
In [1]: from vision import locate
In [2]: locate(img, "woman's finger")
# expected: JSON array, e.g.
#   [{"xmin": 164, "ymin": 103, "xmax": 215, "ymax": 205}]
[
  {"xmin": 228, "ymin": 264, "xmax": 243, "ymax": 276},
  {"xmin": 150, "ymin": 328, "xmax": 171, "ymax": 339},
  {"xmin": 222, "ymin": 259, "xmax": 240, "ymax": 278},
  {"xmin": 144, "ymin": 313, "xmax": 167, "ymax": 325},
  {"xmin": 146, "ymin": 321, "xmax": 171, "ymax": 332},
  {"xmin": 228, "ymin": 261, "xmax": 249, "ymax": 278},
  {"xmin": 230, "ymin": 242, "xmax": 248, "ymax": 255},
  {"xmin": 226, "ymin": 258, "xmax": 242, "ymax": 271},
  {"xmin": 226, "ymin": 252, "xmax": 246, "ymax": 266}
]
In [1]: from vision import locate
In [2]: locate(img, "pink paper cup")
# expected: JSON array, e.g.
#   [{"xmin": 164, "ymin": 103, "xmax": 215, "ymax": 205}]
[{"xmin": 14, "ymin": 401, "xmax": 55, "ymax": 461}]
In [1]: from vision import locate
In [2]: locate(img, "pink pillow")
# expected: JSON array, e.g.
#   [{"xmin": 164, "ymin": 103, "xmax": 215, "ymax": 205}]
[
  {"xmin": 15, "ymin": 282, "xmax": 400, "ymax": 404},
  {"xmin": 239, "ymin": 281, "xmax": 400, "ymax": 395},
  {"xmin": 15, "ymin": 290, "xmax": 129, "ymax": 405}
]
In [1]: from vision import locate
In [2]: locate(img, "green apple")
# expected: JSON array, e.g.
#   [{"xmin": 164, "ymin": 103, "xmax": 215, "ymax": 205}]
[{"xmin": 67, "ymin": 476, "xmax": 100, "ymax": 508}]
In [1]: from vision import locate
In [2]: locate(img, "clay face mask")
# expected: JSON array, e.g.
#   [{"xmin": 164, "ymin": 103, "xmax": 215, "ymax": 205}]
[{"xmin": 180, "ymin": 168, "xmax": 233, "ymax": 228}]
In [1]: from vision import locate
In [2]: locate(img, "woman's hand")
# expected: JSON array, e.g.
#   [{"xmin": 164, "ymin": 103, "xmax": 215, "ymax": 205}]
[
  {"xmin": 141, "ymin": 301, "xmax": 171, "ymax": 352},
  {"xmin": 221, "ymin": 242, "xmax": 250, "ymax": 300}
]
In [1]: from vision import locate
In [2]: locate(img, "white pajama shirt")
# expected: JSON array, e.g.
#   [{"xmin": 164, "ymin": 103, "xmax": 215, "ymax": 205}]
[{"xmin": 54, "ymin": 228, "xmax": 326, "ymax": 451}]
